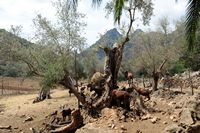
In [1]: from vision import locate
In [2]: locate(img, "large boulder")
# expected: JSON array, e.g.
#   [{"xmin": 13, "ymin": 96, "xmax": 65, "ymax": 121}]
[
  {"xmin": 180, "ymin": 108, "xmax": 194, "ymax": 125},
  {"xmin": 182, "ymin": 94, "xmax": 200, "ymax": 124}
]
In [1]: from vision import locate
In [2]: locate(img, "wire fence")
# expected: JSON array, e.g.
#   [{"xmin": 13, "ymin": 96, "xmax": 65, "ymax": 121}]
[{"xmin": 0, "ymin": 77, "xmax": 39, "ymax": 95}]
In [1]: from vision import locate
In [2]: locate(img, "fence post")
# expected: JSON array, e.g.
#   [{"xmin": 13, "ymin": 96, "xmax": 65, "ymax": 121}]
[{"xmin": 1, "ymin": 77, "xmax": 3, "ymax": 95}]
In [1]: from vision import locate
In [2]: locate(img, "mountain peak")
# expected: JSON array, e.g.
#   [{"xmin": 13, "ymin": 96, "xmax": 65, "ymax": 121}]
[{"xmin": 104, "ymin": 28, "xmax": 121, "ymax": 38}]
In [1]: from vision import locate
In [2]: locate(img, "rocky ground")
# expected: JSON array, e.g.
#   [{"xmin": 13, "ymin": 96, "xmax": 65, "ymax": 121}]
[
  {"xmin": 75, "ymin": 89, "xmax": 200, "ymax": 133},
  {"xmin": 0, "ymin": 87, "xmax": 199, "ymax": 133}
]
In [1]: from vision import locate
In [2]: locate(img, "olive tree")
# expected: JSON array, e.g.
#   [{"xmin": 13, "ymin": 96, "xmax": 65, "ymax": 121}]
[{"xmin": 20, "ymin": 0, "xmax": 87, "ymax": 102}]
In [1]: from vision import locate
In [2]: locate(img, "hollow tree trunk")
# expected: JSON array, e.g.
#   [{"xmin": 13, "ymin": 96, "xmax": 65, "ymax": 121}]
[{"xmin": 102, "ymin": 38, "xmax": 129, "ymax": 90}]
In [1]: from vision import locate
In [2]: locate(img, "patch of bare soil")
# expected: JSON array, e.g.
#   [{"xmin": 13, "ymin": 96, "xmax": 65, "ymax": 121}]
[{"xmin": 0, "ymin": 89, "xmax": 77, "ymax": 133}]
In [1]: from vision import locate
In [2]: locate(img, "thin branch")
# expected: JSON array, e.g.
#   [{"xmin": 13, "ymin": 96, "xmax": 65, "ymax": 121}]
[
  {"xmin": 121, "ymin": 6, "xmax": 136, "ymax": 47},
  {"xmin": 18, "ymin": 58, "xmax": 43, "ymax": 77},
  {"xmin": 158, "ymin": 59, "xmax": 167, "ymax": 71}
]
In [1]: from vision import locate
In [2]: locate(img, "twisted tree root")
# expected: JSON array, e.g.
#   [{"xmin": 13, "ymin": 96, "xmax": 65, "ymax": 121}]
[{"xmin": 50, "ymin": 109, "xmax": 83, "ymax": 133}]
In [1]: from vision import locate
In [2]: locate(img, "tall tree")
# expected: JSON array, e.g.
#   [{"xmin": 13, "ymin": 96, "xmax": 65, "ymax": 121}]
[{"xmin": 28, "ymin": 0, "xmax": 87, "ymax": 102}]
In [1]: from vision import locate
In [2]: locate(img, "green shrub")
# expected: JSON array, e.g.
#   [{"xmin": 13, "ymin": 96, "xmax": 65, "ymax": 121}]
[{"xmin": 168, "ymin": 63, "xmax": 186, "ymax": 75}]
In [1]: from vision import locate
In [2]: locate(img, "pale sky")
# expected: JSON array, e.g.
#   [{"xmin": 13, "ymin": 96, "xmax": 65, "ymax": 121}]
[{"xmin": 0, "ymin": 0, "xmax": 187, "ymax": 45}]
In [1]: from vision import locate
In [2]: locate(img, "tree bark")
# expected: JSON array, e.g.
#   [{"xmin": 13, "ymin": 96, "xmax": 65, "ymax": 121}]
[
  {"xmin": 152, "ymin": 72, "xmax": 159, "ymax": 91},
  {"xmin": 91, "ymin": 39, "xmax": 129, "ymax": 108},
  {"xmin": 152, "ymin": 59, "xmax": 167, "ymax": 91},
  {"xmin": 142, "ymin": 75, "xmax": 145, "ymax": 88},
  {"xmin": 59, "ymin": 71, "xmax": 92, "ymax": 108}
]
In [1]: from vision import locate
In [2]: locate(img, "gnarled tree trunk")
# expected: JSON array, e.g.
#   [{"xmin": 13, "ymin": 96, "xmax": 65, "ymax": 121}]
[
  {"xmin": 59, "ymin": 71, "xmax": 92, "ymax": 109},
  {"xmin": 152, "ymin": 71, "xmax": 159, "ymax": 91}
]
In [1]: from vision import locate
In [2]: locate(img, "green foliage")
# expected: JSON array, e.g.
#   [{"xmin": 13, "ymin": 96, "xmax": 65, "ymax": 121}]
[
  {"xmin": 168, "ymin": 62, "xmax": 186, "ymax": 75},
  {"xmin": 118, "ymin": 70, "xmax": 126, "ymax": 81},
  {"xmin": 181, "ymin": 21, "xmax": 200, "ymax": 71},
  {"xmin": 135, "ymin": 68, "xmax": 149, "ymax": 77},
  {"xmin": 180, "ymin": 50, "xmax": 200, "ymax": 71},
  {"xmin": 105, "ymin": 0, "xmax": 153, "ymax": 25},
  {"xmin": 30, "ymin": 0, "xmax": 86, "ymax": 89},
  {"xmin": 0, "ymin": 27, "xmax": 34, "ymax": 77},
  {"xmin": 0, "ymin": 62, "xmax": 26, "ymax": 77},
  {"xmin": 41, "ymin": 63, "xmax": 65, "ymax": 89},
  {"xmin": 114, "ymin": 0, "xmax": 126, "ymax": 24}
]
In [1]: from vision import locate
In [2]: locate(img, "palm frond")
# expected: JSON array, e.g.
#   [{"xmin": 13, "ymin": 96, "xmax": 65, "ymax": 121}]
[
  {"xmin": 114, "ymin": 0, "xmax": 127, "ymax": 24},
  {"xmin": 185, "ymin": 0, "xmax": 200, "ymax": 51},
  {"xmin": 92, "ymin": 0, "xmax": 103, "ymax": 8},
  {"xmin": 68, "ymin": 0, "xmax": 78, "ymax": 10}
]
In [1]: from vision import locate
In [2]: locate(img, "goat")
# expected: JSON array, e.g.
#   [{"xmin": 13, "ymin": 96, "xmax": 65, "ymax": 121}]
[
  {"xmin": 111, "ymin": 89, "xmax": 132, "ymax": 110},
  {"xmin": 135, "ymin": 87, "xmax": 151, "ymax": 101},
  {"xmin": 61, "ymin": 108, "xmax": 72, "ymax": 121},
  {"xmin": 124, "ymin": 71, "xmax": 134, "ymax": 87},
  {"xmin": 130, "ymin": 84, "xmax": 151, "ymax": 100}
]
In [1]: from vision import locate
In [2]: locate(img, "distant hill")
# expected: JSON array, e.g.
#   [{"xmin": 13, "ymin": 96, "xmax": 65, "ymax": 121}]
[
  {"xmin": 81, "ymin": 28, "xmax": 143, "ymax": 61},
  {"xmin": 81, "ymin": 28, "xmax": 122, "ymax": 60},
  {"xmin": 0, "ymin": 29, "xmax": 33, "ymax": 77},
  {"xmin": 0, "ymin": 29, "xmax": 33, "ymax": 48}
]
